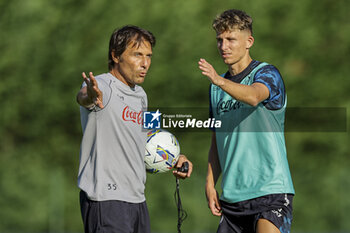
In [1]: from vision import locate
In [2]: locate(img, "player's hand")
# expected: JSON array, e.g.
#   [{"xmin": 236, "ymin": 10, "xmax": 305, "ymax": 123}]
[
  {"xmin": 173, "ymin": 154, "xmax": 193, "ymax": 179},
  {"xmin": 198, "ymin": 58, "xmax": 225, "ymax": 86},
  {"xmin": 205, "ymin": 185, "xmax": 222, "ymax": 216},
  {"xmin": 82, "ymin": 72, "xmax": 104, "ymax": 109}
]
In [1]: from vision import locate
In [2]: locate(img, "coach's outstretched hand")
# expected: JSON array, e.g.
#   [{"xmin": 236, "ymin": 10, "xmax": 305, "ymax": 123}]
[
  {"xmin": 173, "ymin": 155, "xmax": 193, "ymax": 179},
  {"xmin": 77, "ymin": 72, "xmax": 104, "ymax": 109}
]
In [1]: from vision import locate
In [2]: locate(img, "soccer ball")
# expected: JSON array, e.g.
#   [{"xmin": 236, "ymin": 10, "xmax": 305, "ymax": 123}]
[{"xmin": 144, "ymin": 129, "xmax": 180, "ymax": 174}]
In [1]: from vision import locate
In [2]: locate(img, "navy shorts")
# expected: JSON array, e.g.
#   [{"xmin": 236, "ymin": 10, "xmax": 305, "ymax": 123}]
[
  {"xmin": 80, "ymin": 191, "xmax": 151, "ymax": 233},
  {"xmin": 217, "ymin": 194, "xmax": 293, "ymax": 233}
]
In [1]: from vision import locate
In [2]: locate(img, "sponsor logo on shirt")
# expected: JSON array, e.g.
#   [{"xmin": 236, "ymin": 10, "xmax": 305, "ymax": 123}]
[
  {"xmin": 217, "ymin": 98, "xmax": 242, "ymax": 115},
  {"xmin": 122, "ymin": 106, "xmax": 143, "ymax": 125}
]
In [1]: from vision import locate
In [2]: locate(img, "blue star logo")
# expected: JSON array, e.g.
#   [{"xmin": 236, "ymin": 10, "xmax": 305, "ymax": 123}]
[{"xmin": 143, "ymin": 109, "xmax": 162, "ymax": 129}]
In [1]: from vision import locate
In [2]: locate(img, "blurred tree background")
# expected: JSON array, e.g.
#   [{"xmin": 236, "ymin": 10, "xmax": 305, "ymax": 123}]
[{"xmin": 0, "ymin": 0, "xmax": 349, "ymax": 232}]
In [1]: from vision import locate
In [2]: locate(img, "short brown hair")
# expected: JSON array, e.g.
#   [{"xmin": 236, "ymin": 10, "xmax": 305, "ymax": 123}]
[
  {"xmin": 108, "ymin": 25, "xmax": 156, "ymax": 70},
  {"xmin": 212, "ymin": 9, "xmax": 253, "ymax": 35}
]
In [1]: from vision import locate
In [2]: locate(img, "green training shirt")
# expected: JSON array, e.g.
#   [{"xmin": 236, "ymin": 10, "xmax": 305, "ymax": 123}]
[{"xmin": 210, "ymin": 62, "xmax": 295, "ymax": 203}]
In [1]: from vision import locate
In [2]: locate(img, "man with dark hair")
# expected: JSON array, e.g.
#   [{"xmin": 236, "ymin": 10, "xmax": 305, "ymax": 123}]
[
  {"xmin": 77, "ymin": 25, "xmax": 192, "ymax": 233},
  {"xmin": 199, "ymin": 9, "xmax": 295, "ymax": 233}
]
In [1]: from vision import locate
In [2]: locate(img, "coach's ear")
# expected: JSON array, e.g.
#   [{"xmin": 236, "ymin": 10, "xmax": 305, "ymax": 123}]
[{"xmin": 111, "ymin": 50, "xmax": 120, "ymax": 64}]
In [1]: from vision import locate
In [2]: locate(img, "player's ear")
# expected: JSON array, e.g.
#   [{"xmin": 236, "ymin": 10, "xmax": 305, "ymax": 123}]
[
  {"xmin": 246, "ymin": 35, "xmax": 254, "ymax": 49},
  {"xmin": 111, "ymin": 50, "xmax": 120, "ymax": 63}
]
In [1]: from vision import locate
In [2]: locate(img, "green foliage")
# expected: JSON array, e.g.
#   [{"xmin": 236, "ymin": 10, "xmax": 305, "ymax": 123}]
[{"xmin": 0, "ymin": 0, "xmax": 349, "ymax": 232}]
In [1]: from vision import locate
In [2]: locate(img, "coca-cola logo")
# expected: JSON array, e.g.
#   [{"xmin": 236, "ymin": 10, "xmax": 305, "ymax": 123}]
[
  {"xmin": 122, "ymin": 106, "xmax": 143, "ymax": 125},
  {"xmin": 217, "ymin": 98, "xmax": 242, "ymax": 115}
]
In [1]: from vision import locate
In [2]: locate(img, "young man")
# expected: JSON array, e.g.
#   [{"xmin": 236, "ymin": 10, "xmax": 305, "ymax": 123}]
[
  {"xmin": 199, "ymin": 9, "xmax": 295, "ymax": 233},
  {"xmin": 77, "ymin": 25, "xmax": 192, "ymax": 233}
]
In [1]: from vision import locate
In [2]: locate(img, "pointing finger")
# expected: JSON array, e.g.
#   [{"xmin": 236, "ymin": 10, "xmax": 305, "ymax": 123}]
[
  {"xmin": 88, "ymin": 72, "xmax": 98, "ymax": 87},
  {"xmin": 82, "ymin": 72, "xmax": 90, "ymax": 85}
]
